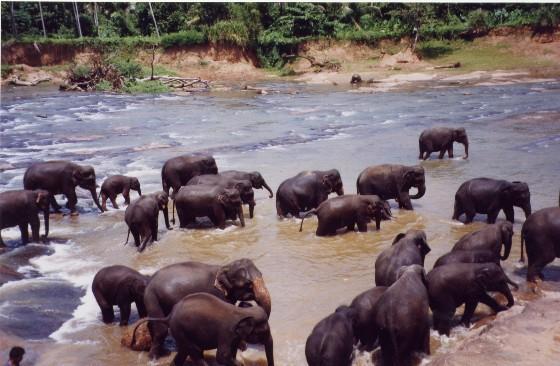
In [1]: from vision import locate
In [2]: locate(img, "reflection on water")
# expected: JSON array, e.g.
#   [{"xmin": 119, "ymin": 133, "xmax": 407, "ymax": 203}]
[{"xmin": 1, "ymin": 80, "xmax": 560, "ymax": 365}]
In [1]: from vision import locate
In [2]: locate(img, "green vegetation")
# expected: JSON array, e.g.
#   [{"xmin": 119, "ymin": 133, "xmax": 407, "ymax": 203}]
[
  {"xmin": 1, "ymin": 64, "xmax": 13, "ymax": 78},
  {"xmin": 122, "ymin": 80, "xmax": 170, "ymax": 94}
]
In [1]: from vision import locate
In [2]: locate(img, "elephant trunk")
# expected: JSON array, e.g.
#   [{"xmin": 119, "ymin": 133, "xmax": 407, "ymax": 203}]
[
  {"xmin": 463, "ymin": 140, "xmax": 469, "ymax": 159},
  {"xmin": 501, "ymin": 283, "xmax": 515, "ymax": 307},
  {"xmin": 43, "ymin": 209, "xmax": 49, "ymax": 239},
  {"xmin": 264, "ymin": 332, "xmax": 274, "ymax": 366},
  {"xmin": 522, "ymin": 203, "xmax": 532, "ymax": 219},
  {"xmin": 409, "ymin": 183, "xmax": 426, "ymax": 200},
  {"xmin": 163, "ymin": 204, "xmax": 171, "ymax": 230},
  {"xmin": 137, "ymin": 188, "xmax": 142, "ymax": 196},
  {"xmin": 262, "ymin": 181, "xmax": 273, "ymax": 198},
  {"xmin": 238, "ymin": 204, "xmax": 245, "ymax": 227},
  {"xmin": 501, "ymin": 232, "xmax": 513, "ymax": 261},
  {"xmin": 90, "ymin": 188, "xmax": 104, "ymax": 212},
  {"xmin": 336, "ymin": 186, "xmax": 344, "ymax": 196},
  {"xmin": 252, "ymin": 276, "xmax": 272, "ymax": 316}
]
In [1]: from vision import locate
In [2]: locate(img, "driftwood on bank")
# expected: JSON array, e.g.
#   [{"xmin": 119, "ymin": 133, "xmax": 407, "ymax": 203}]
[
  {"xmin": 241, "ymin": 84, "xmax": 298, "ymax": 95},
  {"xmin": 434, "ymin": 62, "xmax": 461, "ymax": 69},
  {"xmin": 10, "ymin": 76, "xmax": 50, "ymax": 86},
  {"xmin": 141, "ymin": 76, "xmax": 210, "ymax": 90},
  {"xmin": 282, "ymin": 54, "xmax": 341, "ymax": 72}
]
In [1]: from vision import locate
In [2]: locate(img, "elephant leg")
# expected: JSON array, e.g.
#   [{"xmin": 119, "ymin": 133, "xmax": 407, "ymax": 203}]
[
  {"xmin": 448, "ymin": 146, "xmax": 454, "ymax": 158},
  {"xmin": 452, "ymin": 200, "xmax": 463, "ymax": 221},
  {"xmin": 131, "ymin": 229, "xmax": 141, "ymax": 248},
  {"xmin": 419, "ymin": 147, "xmax": 424, "ymax": 160},
  {"xmin": 30, "ymin": 216, "xmax": 40, "ymax": 243},
  {"xmin": 213, "ymin": 207, "xmax": 227, "ymax": 229},
  {"xmin": 357, "ymin": 221, "xmax": 368, "ymax": 232},
  {"xmin": 438, "ymin": 149, "xmax": 446, "ymax": 159},
  {"xmin": 101, "ymin": 307, "xmax": 115, "ymax": 323},
  {"xmin": 136, "ymin": 301, "xmax": 147, "ymax": 318},
  {"xmin": 148, "ymin": 318, "xmax": 169, "ymax": 359},
  {"xmin": 399, "ymin": 193, "xmax": 413, "ymax": 210},
  {"xmin": 151, "ymin": 220, "xmax": 158, "ymax": 242},
  {"xmin": 379, "ymin": 331, "xmax": 396, "ymax": 366},
  {"xmin": 249, "ymin": 203, "xmax": 255, "ymax": 219},
  {"xmin": 49, "ymin": 195, "xmax": 61, "ymax": 213},
  {"xmin": 101, "ymin": 193, "xmax": 109, "ymax": 211},
  {"xmin": 527, "ymin": 253, "xmax": 554, "ymax": 282},
  {"xmin": 18, "ymin": 223, "xmax": 29, "ymax": 244},
  {"xmin": 433, "ymin": 310, "xmax": 453, "ymax": 336},
  {"xmin": 503, "ymin": 206, "xmax": 515, "ymax": 223},
  {"xmin": 174, "ymin": 334, "xmax": 206, "ymax": 366},
  {"xmin": 486, "ymin": 209, "xmax": 500, "ymax": 224},
  {"xmin": 118, "ymin": 302, "xmax": 131, "ymax": 326},
  {"xmin": 461, "ymin": 301, "xmax": 478, "ymax": 327},
  {"xmin": 479, "ymin": 293, "xmax": 507, "ymax": 313},
  {"xmin": 123, "ymin": 192, "xmax": 131, "ymax": 205},
  {"xmin": 65, "ymin": 190, "xmax": 79, "ymax": 215},
  {"xmin": 0, "ymin": 232, "xmax": 5, "ymax": 247},
  {"xmin": 347, "ymin": 222, "xmax": 355, "ymax": 232},
  {"xmin": 110, "ymin": 194, "xmax": 119, "ymax": 210},
  {"xmin": 424, "ymin": 150, "xmax": 432, "ymax": 160}
]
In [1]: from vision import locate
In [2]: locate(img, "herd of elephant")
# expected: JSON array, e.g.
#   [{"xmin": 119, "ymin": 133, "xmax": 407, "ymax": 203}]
[{"xmin": 0, "ymin": 126, "xmax": 559, "ymax": 365}]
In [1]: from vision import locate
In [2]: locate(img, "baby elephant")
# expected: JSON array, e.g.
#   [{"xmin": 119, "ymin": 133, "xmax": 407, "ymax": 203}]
[
  {"xmin": 349, "ymin": 287, "xmax": 387, "ymax": 351},
  {"xmin": 418, "ymin": 127, "xmax": 469, "ymax": 160},
  {"xmin": 92, "ymin": 265, "xmax": 149, "ymax": 326},
  {"xmin": 124, "ymin": 191, "xmax": 171, "ymax": 252},
  {"xmin": 299, "ymin": 195, "xmax": 391, "ymax": 236},
  {"xmin": 305, "ymin": 305, "xmax": 357, "ymax": 366},
  {"xmin": 132, "ymin": 293, "xmax": 274, "ymax": 366},
  {"xmin": 99, "ymin": 175, "xmax": 141, "ymax": 210}
]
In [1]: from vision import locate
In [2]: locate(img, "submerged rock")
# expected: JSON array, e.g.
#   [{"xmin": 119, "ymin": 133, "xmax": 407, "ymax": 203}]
[{"xmin": 121, "ymin": 320, "xmax": 151, "ymax": 351}]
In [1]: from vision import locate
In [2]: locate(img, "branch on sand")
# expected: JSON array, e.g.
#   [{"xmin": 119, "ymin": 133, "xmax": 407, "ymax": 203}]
[
  {"xmin": 9, "ymin": 75, "xmax": 50, "ymax": 86},
  {"xmin": 282, "ymin": 54, "xmax": 341, "ymax": 72}
]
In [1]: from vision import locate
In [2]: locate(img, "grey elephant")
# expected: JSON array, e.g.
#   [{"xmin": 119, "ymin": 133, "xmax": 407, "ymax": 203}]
[
  {"xmin": 418, "ymin": 127, "xmax": 469, "ymax": 160},
  {"xmin": 124, "ymin": 191, "xmax": 171, "ymax": 252},
  {"xmin": 23, "ymin": 160, "xmax": 104, "ymax": 214},
  {"xmin": 161, "ymin": 154, "xmax": 218, "ymax": 199},
  {"xmin": 0, "ymin": 189, "xmax": 50, "ymax": 247},
  {"xmin": 356, "ymin": 164, "xmax": 426, "ymax": 210},
  {"xmin": 452, "ymin": 178, "xmax": 531, "ymax": 224},
  {"xmin": 375, "ymin": 230, "xmax": 431, "ymax": 286},
  {"xmin": 520, "ymin": 207, "xmax": 560, "ymax": 281},
  {"xmin": 349, "ymin": 286, "xmax": 387, "ymax": 351},
  {"xmin": 299, "ymin": 195, "xmax": 391, "ymax": 236},
  {"xmin": 133, "ymin": 293, "xmax": 274, "ymax": 366},
  {"xmin": 276, "ymin": 169, "xmax": 344, "ymax": 217},
  {"xmin": 452, "ymin": 221, "xmax": 514, "ymax": 260},
  {"xmin": 434, "ymin": 249, "xmax": 499, "ymax": 268},
  {"xmin": 99, "ymin": 175, "xmax": 141, "ymax": 210},
  {"xmin": 173, "ymin": 185, "xmax": 245, "ymax": 229},
  {"xmin": 221, "ymin": 170, "xmax": 274, "ymax": 198}
]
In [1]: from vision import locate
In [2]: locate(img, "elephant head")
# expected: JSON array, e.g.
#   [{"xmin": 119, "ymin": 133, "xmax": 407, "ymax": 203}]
[
  {"xmin": 215, "ymin": 258, "xmax": 272, "ymax": 316},
  {"xmin": 234, "ymin": 181, "xmax": 255, "ymax": 206},
  {"xmin": 322, "ymin": 169, "xmax": 344, "ymax": 196},
  {"xmin": 497, "ymin": 221, "xmax": 514, "ymax": 260},
  {"xmin": 402, "ymin": 166, "xmax": 426, "ymax": 200},
  {"xmin": 249, "ymin": 172, "xmax": 274, "ymax": 198},
  {"xmin": 130, "ymin": 277, "xmax": 148, "ymax": 304},
  {"xmin": 73, "ymin": 165, "xmax": 104, "ymax": 212},
  {"xmin": 393, "ymin": 229, "xmax": 431, "ymax": 263},
  {"xmin": 34, "ymin": 189, "xmax": 50, "ymax": 238},
  {"xmin": 365, "ymin": 196, "xmax": 392, "ymax": 230},
  {"xmin": 453, "ymin": 128, "xmax": 469, "ymax": 158},
  {"xmin": 153, "ymin": 191, "xmax": 171, "ymax": 229},
  {"xmin": 201, "ymin": 156, "xmax": 218, "ymax": 175},
  {"xmin": 503, "ymin": 181, "xmax": 531, "ymax": 219},
  {"xmin": 474, "ymin": 264, "xmax": 516, "ymax": 306},
  {"xmin": 130, "ymin": 178, "xmax": 142, "ymax": 196},
  {"xmin": 218, "ymin": 188, "xmax": 245, "ymax": 227}
]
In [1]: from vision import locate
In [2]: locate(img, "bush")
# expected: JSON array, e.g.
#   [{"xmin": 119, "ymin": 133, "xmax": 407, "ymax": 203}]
[
  {"xmin": 71, "ymin": 64, "xmax": 92, "ymax": 79},
  {"xmin": 467, "ymin": 9, "xmax": 489, "ymax": 33},
  {"xmin": 111, "ymin": 58, "xmax": 143, "ymax": 79},
  {"xmin": 207, "ymin": 20, "xmax": 250, "ymax": 47},
  {"xmin": 160, "ymin": 30, "xmax": 207, "ymax": 48},
  {"xmin": 122, "ymin": 80, "xmax": 170, "ymax": 94},
  {"xmin": 1, "ymin": 64, "xmax": 13, "ymax": 78},
  {"xmin": 533, "ymin": 6, "xmax": 560, "ymax": 32}
]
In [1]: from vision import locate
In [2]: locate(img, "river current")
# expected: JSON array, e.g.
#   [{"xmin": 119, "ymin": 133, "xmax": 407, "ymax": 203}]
[{"xmin": 1, "ymin": 80, "xmax": 559, "ymax": 365}]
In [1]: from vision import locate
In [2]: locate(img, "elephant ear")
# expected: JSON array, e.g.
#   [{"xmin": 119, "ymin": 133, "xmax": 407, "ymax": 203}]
[
  {"xmin": 475, "ymin": 267, "xmax": 492, "ymax": 291},
  {"xmin": 217, "ymin": 194, "xmax": 227, "ymax": 205},
  {"xmin": 234, "ymin": 316, "xmax": 255, "ymax": 339},
  {"xmin": 392, "ymin": 233, "xmax": 406, "ymax": 245},
  {"xmin": 36, "ymin": 190, "xmax": 49, "ymax": 204},
  {"xmin": 322, "ymin": 174, "xmax": 334, "ymax": 191},
  {"xmin": 215, "ymin": 265, "xmax": 233, "ymax": 296}
]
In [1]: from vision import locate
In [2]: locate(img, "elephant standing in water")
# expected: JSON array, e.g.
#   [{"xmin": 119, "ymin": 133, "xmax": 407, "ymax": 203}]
[
  {"xmin": 99, "ymin": 175, "xmax": 141, "ymax": 210},
  {"xmin": 452, "ymin": 221, "xmax": 514, "ymax": 260},
  {"xmin": 23, "ymin": 161, "xmax": 104, "ymax": 214},
  {"xmin": 418, "ymin": 127, "xmax": 469, "ymax": 160},
  {"xmin": 276, "ymin": 169, "xmax": 344, "ymax": 217},
  {"xmin": 356, "ymin": 164, "xmax": 426, "ymax": 210},
  {"xmin": 452, "ymin": 178, "xmax": 531, "ymax": 224},
  {"xmin": 161, "ymin": 154, "xmax": 218, "ymax": 199},
  {"xmin": 0, "ymin": 189, "xmax": 50, "ymax": 247},
  {"xmin": 520, "ymin": 207, "xmax": 560, "ymax": 282},
  {"xmin": 221, "ymin": 170, "xmax": 274, "ymax": 198},
  {"xmin": 349, "ymin": 286, "xmax": 387, "ymax": 351},
  {"xmin": 124, "ymin": 192, "xmax": 171, "ymax": 252}
]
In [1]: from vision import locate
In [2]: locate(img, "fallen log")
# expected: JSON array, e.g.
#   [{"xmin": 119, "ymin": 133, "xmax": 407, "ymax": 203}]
[
  {"xmin": 9, "ymin": 76, "xmax": 50, "ymax": 86},
  {"xmin": 434, "ymin": 62, "xmax": 461, "ymax": 69}
]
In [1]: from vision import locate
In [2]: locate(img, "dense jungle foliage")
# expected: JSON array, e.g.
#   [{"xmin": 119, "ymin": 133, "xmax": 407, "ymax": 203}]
[{"xmin": 2, "ymin": 2, "xmax": 559, "ymax": 67}]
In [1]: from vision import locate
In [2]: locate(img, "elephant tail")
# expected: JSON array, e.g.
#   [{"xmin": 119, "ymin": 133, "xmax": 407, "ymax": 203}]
[
  {"xmin": 131, "ymin": 316, "xmax": 170, "ymax": 348},
  {"xmin": 172, "ymin": 199, "xmax": 176, "ymax": 225},
  {"xmin": 299, "ymin": 208, "xmax": 317, "ymax": 232},
  {"xmin": 519, "ymin": 229, "xmax": 526, "ymax": 263}
]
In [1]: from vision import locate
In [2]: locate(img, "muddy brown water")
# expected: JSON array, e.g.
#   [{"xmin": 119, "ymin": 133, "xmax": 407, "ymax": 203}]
[{"xmin": 1, "ymin": 81, "xmax": 559, "ymax": 365}]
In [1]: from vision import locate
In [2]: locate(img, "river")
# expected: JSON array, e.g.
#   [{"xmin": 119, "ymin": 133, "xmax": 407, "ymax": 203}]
[{"xmin": 1, "ymin": 80, "xmax": 559, "ymax": 365}]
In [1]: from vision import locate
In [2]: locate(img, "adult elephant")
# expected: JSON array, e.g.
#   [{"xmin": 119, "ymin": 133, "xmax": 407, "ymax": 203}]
[
  {"xmin": 124, "ymin": 192, "xmax": 171, "ymax": 252},
  {"xmin": 99, "ymin": 175, "xmax": 141, "ymax": 210},
  {"xmin": 434, "ymin": 250, "xmax": 498, "ymax": 268},
  {"xmin": 427, "ymin": 262, "xmax": 517, "ymax": 336},
  {"xmin": 0, "ymin": 189, "xmax": 50, "ymax": 247},
  {"xmin": 356, "ymin": 164, "xmax": 426, "ymax": 210},
  {"xmin": 143, "ymin": 259, "xmax": 271, "ymax": 358},
  {"xmin": 299, "ymin": 195, "xmax": 391, "ymax": 236},
  {"xmin": 187, "ymin": 174, "xmax": 256, "ymax": 218},
  {"xmin": 375, "ymin": 230, "xmax": 431, "ymax": 286},
  {"xmin": 349, "ymin": 286, "xmax": 387, "ymax": 351},
  {"xmin": 23, "ymin": 160, "xmax": 104, "ymax": 214},
  {"xmin": 418, "ymin": 127, "xmax": 469, "ymax": 160},
  {"xmin": 221, "ymin": 170, "xmax": 274, "ymax": 198},
  {"xmin": 276, "ymin": 169, "xmax": 344, "ymax": 217},
  {"xmin": 161, "ymin": 154, "xmax": 218, "ymax": 199},
  {"xmin": 520, "ymin": 207, "xmax": 560, "ymax": 282},
  {"xmin": 452, "ymin": 221, "xmax": 514, "ymax": 260},
  {"xmin": 452, "ymin": 178, "xmax": 531, "ymax": 224}
]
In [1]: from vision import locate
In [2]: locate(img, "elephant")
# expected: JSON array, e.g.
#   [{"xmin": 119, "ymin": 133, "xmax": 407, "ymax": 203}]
[
  {"xmin": 92, "ymin": 265, "xmax": 149, "ymax": 326},
  {"xmin": 142, "ymin": 259, "xmax": 271, "ymax": 359},
  {"xmin": 375, "ymin": 230, "xmax": 431, "ymax": 287},
  {"xmin": 298, "ymin": 195, "xmax": 392, "ymax": 236},
  {"xmin": 520, "ymin": 207, "xmax": 560, "ymax": 282},
  {"xmin": 124, "ymin": 191, "xmax": 171, "ymax": 252},
  {"xmin": 356, "ymin": 164, "xmax": 426, "ymax": 210},
  {"xmin": 187, "ymin": 174, "xmax": 256, "ymax": 218},
  {"xmin": 99, "ymin": 175, "xmax": 141, "ymax": 210},
  {"xmin": 372, "ymin": 265, "xmax": 430, "ymax": 366},
  {"xmin": 133, "ymin": 293, "xmax": 273, "ymax": 366},
  {"xmin": 418, "ymin": 127, "xmax": 469, "ymax": 160},
  {"xmin": 349, "ymin": 286, "xmax": 387, "ymax": 351},
  {"xmin": 161, "ymin": 154, "xmax": 218, "ymax": 199},
  {"xmin": 221, "ymin": 170, "xmax": 274, "ymax": 198},
  {"xmin": 173, "ymin": 185, "xmax": 245, "ymax": 229},
  {"xmin": 452, "ymin": 221, "xmax": 514, "ymax": 260},
  {"xmin": 0, "ymin": 189, "xmax": 50, "ymax": 247},
  {"xmin": 276, "ymin": 169, "xmax": 344, "ymax": 217},
  {"xmin": 427, "ymin": 262, "xmax": 517, "ymax": 336},
  {"xmin": 452, "ymin": 178, "xmax": 531, "ymax": 224},
  {"xmin": 23, "ymin": 160, "xmax": 104, "ymax": 214},
  {"xmin": 305, "ymin": 305, "xmax": 357, "ymax": 366},
  {"xmin": 434, "ymin": 249, "xmax": 499, "ymax": 268}
]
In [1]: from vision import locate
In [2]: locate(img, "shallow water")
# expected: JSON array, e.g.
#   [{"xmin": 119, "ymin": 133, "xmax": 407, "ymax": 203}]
[{"xmin": 1, "ymin": 80, "xmax": 560, "ymax": 365}]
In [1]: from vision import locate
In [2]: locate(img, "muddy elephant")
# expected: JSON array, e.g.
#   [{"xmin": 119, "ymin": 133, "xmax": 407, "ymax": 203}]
[
  {"xmin": 356, "ymin": 164, "xmax": 426, "ymax": 210},
  {"xmin": 221, "ymin": 170, "xmax": 274, "ymax": 198},
  {"xmin": 434, "ymin": 249, "xmax": 499, "ymax": 268},
  {"xmin": 299, "ymin": 195, "xmax": 392, "ymax": 236},
  {"xmin": 452, "ymin": 221, "xmax": 514, "ymax": 260},
  {"xmin": 452, "ymin": 178, "xmax": 531, "ymax": 224},
  {"xmin": 124, "ymin": 191, "xmax": 171, "ymax": 252},
  {"xmin": 520, "ymin": 207, "xmax": 560, "ymax": 282},
  {"xmin": 174, "ymin": 185, "xmax": 245, "ymax": 229},
  {"xmin": 161, "ymin": 154, "xmax": 218, "ymax": 199},
  {"xmin": 276, "ymin": 169, "xmax": 344, "ymax": 217},
  {"xmin": 373, "ymin": 265, "xmax": 430, "ymax": 366},
  {"xmin": 418, "ymin": 127, "xmax": 469, "ymax": 160},
  {"xmin": 0, "ymin": 189, "xmax": 50, "ymax": 247},
  {"xmin": 143, "ymin": 259, "xmax": 271, "ymax": 358},
  {"xmin": 427, "ymin": 262, "xmax": 517, "ymax": 336},
  {"xmin": 187, "ymin": 174, "xmax": 256, "ymax": 218},
  {"xmin": 99, "ymin": 175, "xmax": 141, "ymax": 210},
  {"xmin": 349, "ymin": 286, "xmax": 387, "ymax": 351},
  {"xmin": 23, "ymin": 160, "xmax": 104, "ymax": 214},
  {"xmin": 375, "ymin": 230, "xmax": 431, "ymax": 287},
  {"xmin": 92, "ymin": 265, "xmax": 149, "ymax": 326},
  {"xmin": 305, "ymin": 305, "xmax": 357, "ymax": 366}
]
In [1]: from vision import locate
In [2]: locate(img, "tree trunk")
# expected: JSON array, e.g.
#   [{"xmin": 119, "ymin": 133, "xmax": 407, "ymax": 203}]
[
  {"xmin": 10, "ymin": 2, "xmax": 17, "ymax": 38},
  {"xmin": 73, "ymin": 2, "xmax": 82, "ymax": 38},
  {"xmin": 150, "ymin": 45, "xmax": 156, "ymax": 80},
  {"xmin": 38, "ymin": 2, "xmax": 46, "ymax": 37},
  {"xmin": 93, "ymin": 2, "xmax": 99, "ymax": 36},
  {"xmin": 148, "ymin": 2, "xmax": 160, "ymax": 38}
]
